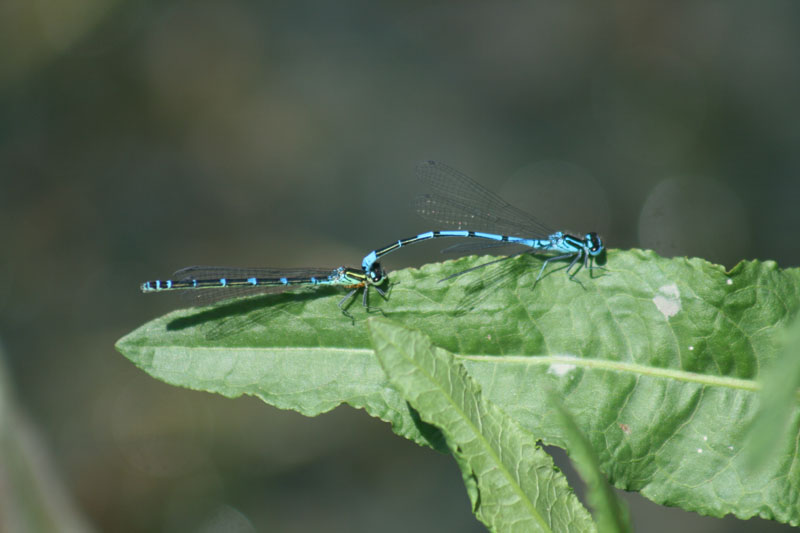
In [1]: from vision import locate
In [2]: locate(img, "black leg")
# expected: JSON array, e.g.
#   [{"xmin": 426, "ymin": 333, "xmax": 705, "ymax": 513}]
[
  {"xmin": 586, "ymin": 257, "xmax": 607, "ymax": 278},
  {"xmin": 338, "ymin": 288, "xmax": 358, "ymax": 325},
  {"xmin": 536, "ymin": 253, "xmax": 574, "ymax": 281},
  {"xmin": 566, "ymin": 252, "xmax": 582, "ymax": 278},
  {"xmin": 364, "ymin": 285, "xmax": 387, "ymax": 316},
  {"xmin": 373, "ymin": 285, "xmax": 388, "ymax": 300}
]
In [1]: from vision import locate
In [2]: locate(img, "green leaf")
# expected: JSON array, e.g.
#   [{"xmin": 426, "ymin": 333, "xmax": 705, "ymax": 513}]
[
  {"xmin": 744, "ymin": 311, "xmax": 800, "ymax": 470},
  {"xmin": 117, "ymin": 249, "xmax": 800, "ymax": 525},
  {"xmin": 368, "ymin": 318, "xmax": 596, "ymax": 533},
  {"xmin": 116, "ymin": 289, "xmax": 448, "ymax": 451},
  {"xmin": 549, "ymin": 396, "xmax": 632, "ymax": 533}
]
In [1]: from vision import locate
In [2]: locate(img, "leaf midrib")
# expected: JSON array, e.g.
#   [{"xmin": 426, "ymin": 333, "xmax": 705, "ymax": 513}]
[
  {"xmin": 159, "ymin": 345, "xmax": 762, "ymax": 392},
  {"xmin": 459, "ymin": 354, "xmax": 760, "ymax": 391}
]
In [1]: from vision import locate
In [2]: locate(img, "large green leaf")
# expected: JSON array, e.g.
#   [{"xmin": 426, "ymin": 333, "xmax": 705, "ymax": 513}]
[
  {"xmin": 368, "ymin": 318, "xmax": 596, "ymax": 533},
  {"xmin": 117, "ymin": 249, "xmax": 800, "ymax": 524}
]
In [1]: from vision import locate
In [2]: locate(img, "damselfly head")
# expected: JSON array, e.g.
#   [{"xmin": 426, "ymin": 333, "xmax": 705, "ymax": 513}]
[
  {"xmin": 367, "ymin": 262, "xmax": 386, "ymax": 284},
  {"xmin": 585, "ymin": 232, "xmax": 604, "ymax": 255}
]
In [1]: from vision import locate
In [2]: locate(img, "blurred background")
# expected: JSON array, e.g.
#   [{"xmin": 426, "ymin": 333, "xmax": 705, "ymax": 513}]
[{"xmin": 1, "ymin": 1, "xmax": 799, "ymax": 531}]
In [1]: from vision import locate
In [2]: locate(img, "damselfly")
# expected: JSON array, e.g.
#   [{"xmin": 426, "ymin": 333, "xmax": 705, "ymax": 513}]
[
  {"xmin": 362, "ymin": 160, "xmax": 604, "ymax": 282},
  {"xmin": 142, "ymin": 263, "xmax": 387, "ymax": 319}
]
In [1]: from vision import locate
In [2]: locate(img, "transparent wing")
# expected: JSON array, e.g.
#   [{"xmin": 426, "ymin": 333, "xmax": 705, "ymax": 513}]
[
  {"xmin": 172, "ymin": 265, "xmax": 339, "ymax": 280},
  {"xmin": 438, "ymin": 240, "xmax": 532, "ymax": 255},
  {"xmin": 449, "ymin": 252, "xmax": 537, "ymax": 316},
  {"xmin": 414, "ymin": 160, "xmax": 555, "ymax": 238}
]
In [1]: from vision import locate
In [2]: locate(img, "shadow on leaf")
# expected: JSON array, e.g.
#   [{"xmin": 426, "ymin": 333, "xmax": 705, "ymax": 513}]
[
  {"xmin": 406, "ymin": 402, "xmax": 449, "ymax": 453},
  {"xmin": 166, "ymin": 286, "xmax": 344, "ymax": 339},
  {"xmin": 450, "ymin": 254, "xmax": 534, "ymax": 316}
]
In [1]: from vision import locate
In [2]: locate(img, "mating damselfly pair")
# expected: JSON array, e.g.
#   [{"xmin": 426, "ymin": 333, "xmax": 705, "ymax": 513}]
[{"xmin": 141, "ymin": 161, "xmax": 605, "ymax": 317}]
